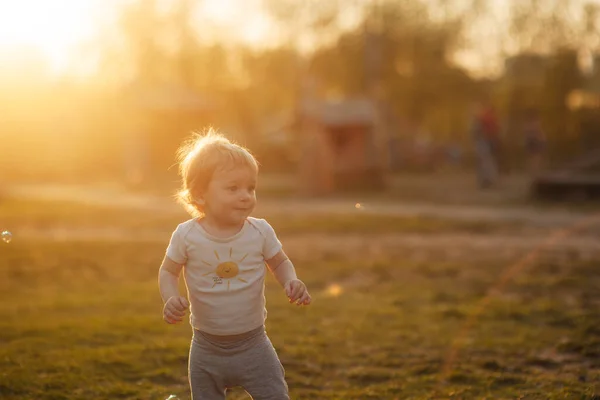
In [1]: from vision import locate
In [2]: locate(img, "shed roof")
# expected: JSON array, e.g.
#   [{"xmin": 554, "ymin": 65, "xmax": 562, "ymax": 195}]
[{"xmin": 301, "ymin": 98, "xmax": 377, "ymax": 127}]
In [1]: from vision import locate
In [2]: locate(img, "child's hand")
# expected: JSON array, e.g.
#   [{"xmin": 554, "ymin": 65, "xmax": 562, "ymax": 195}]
[
  {"xmin": 284, "ymin": 279, "xmax": 311, "ymax": 306},
  {"xmin": 163, "ymin": 296, "xmax": 189, "ymax": 324}
]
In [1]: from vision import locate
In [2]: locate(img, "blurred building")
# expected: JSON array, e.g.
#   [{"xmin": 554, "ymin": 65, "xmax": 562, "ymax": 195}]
[
  {"xmin": 570, "ymin": 54, "xmax": 600, "ymax": 108},
  {"xmin": 532, "ymin": 54, "xmax": 600, "ymax": 200},
  {"xmin": 503, "ymin": 53, "xmax": 548, "ymax": 87},
  {"xmin": 296, "ymin": 98, "xmax": 390, "ymax": 195}
]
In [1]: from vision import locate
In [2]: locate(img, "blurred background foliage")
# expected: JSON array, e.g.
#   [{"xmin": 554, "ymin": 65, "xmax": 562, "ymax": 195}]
[{"xmin": 1, "ymin": 0, "xmax": 600, "ymax": 183}]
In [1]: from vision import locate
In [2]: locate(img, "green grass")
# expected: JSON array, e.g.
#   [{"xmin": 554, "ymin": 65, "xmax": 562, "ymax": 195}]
[
  {"xmin": 1, "ymin": 196, "xmax": 598, "ymax": 399},
  {"xmin": 1, "ymin": 228, "xmax": 599, "ymax": 399},
  {"xmin": 0, "ymin": 198, "xmax": 531, "ymax": 237}
]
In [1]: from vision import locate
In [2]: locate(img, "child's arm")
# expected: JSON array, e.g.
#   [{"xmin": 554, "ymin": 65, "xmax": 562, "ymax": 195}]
[
  {"xmin": 158, "ymin": 256, "xmax": 189, "ymax": 324},
  {"xmin": 266, "ymin": 250, "xmax": 311, "ymax": 306}
]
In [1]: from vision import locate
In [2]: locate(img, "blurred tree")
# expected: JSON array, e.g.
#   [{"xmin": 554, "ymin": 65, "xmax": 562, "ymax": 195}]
[
  {"xmin": 172, "ymin": 0, "xmax": 199, "ymax": 87},
  {"xmin": 75, "ymin": 0, "xmax": 600, "ymax": 178},
  {"xmin": 263, "ymin": 0, "xmax": 341, "ymax": 51},
  {"xmin": 542, "ymin": 49, "xmax": 582, "ymax": 162},
  {"xmin": 501, "ymin": 0, "xmax": 597, "ymax": 166},
  {"xmin": 508, "ymin": 0, "xmax": 580, "ymax": 54},
  {"xmin": 116, "ymin": 0, "xmax": 166, "ymax": 85},
  {"xmin": 306, "ymin": 0, "xmax": 483, "ymax": 140},
  {"xmin": 261, "ymin": 0, "xmax": 343, "ymax": 127}
]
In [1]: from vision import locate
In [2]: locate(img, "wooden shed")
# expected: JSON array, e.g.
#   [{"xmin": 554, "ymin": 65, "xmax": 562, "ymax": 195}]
[{"xmin": 297, "ymin": 98, "xmax": 390, "ymax": 195}]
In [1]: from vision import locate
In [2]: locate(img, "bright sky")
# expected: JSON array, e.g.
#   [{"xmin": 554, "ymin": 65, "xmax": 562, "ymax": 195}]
[
  {"xmin": 0, "ymin": 0, "xmax": 103, "ymax": 74},
  {"xmin": 0, "ymin": 0, "xmax": 274, "ymax": 76},
  {"xmin": 0, "ymin": 0, "xmax": 598, "ymax": 78}
]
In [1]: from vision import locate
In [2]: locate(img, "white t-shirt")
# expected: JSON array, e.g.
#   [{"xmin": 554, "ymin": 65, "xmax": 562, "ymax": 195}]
[{"xmin": 165, "ymin": 217, "xmax": 282, "ymax": 335}]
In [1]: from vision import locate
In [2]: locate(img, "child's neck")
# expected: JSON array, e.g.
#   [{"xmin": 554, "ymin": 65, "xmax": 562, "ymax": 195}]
[{"xmin": 199, "ymin": 215, "xmax": 245, "ymax": 238}]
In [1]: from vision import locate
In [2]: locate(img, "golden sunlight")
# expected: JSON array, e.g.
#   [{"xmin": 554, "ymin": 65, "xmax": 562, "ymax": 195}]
[
  {"xmin": 199, "ymin": 0, "xmax": 272, "ymax": 47},
  {"xmin": 325, "ymin": 284, "xmax": 343, "ymax": 297},
  {"xmin": 0, "ymin": 0, "xmax": 271, "ymax": 76},
  {"xmin": 0, "ymin": 0, "xmax": 101, "ymax": 74}
]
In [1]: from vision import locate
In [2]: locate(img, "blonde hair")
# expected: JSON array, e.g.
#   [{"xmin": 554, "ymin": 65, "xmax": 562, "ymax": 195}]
[{"xmin": 175, "ymin": 128, "xmax": 258, "ymax": 217}]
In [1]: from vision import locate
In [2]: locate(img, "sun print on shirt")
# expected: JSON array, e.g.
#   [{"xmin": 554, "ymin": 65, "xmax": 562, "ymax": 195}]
[{"xmin": 202, "ymin": 247, "xmax": 261, "ymax": 290}]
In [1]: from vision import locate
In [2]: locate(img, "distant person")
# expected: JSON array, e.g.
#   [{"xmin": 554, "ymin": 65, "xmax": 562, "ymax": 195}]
[
  {"xmin": 523, "ymin": 109, "xmax": 546, "ymax": 176},
  {"xmin": 470, "ymin": 100, "xmax": 500, "ymax": 188},
  {"xmin": 445, "ymin": 141, "xmax": 463, "ymax": 165},
  {"xmin": 158, "ymin": 129, "xmax": 311, "ymax": 399}
]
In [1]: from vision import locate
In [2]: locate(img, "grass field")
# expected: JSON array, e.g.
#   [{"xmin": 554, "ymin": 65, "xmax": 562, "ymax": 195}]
[{"xmin": 1, "ymin": 196, "xmax": 599, "ymax": 399}]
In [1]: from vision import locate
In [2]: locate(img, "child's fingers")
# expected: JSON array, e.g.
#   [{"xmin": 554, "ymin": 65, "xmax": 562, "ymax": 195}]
[
  {"xmin": 296, "ymin": 292, "xmax": 311, "ymax": 306},
  {"xmin": 163, "ymin": 310, "xmax": 182, "ymax": 324},
  {"xmin": 169, "ymin": 308, "xmax": 185, "ymax": 317},
  {"xmin": 286, "ymin": 281, "xmax": 297, "ymax": 301},
  {"xmin": 292, "ymin": 282, "xmax": 305, "ymax": 302},
  {"xmin": 166, "ymin": 307, "xmax": 183, "ymax": 319},
  {"xmin": 177, "ymin": 297, "xmax": 190, "ymax": 310},
  {"xmin": 289, "ymin": 285, "xmax": 300, "ymax": 302},
  {"xmin": 284, "ymin": 282, "xmax": 293, "ymax": 298},
  {"xmin": 167, "ymin": 303, "xmax": 186, "ymax": 316},
  {"xmin": 294, "ymin": 288, "xmax": 306, "ymax": 304},
  {"xmin": 301, "ymin": 293, "xmax": 312, "ymax": 305}
]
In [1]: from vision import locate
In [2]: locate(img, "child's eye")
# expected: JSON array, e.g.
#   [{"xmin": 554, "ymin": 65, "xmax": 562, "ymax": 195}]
[
  {"xmin": 228, "ymin": 186, "xmax": 238, "ymax": 191},
  {"xmin": 249, "ymin": 186, "xmax": 256, "ymax": 192}
]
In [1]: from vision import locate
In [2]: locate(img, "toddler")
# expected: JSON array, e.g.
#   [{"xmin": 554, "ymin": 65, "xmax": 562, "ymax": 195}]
[{"xmin": 158, "ymin": 129, "xmax": 311, "ymax": 399}]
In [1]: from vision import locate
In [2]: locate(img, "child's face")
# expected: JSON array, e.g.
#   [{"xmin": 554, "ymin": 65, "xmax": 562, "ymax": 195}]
[{"xmin": 202, "ymin": 165, "xmax": 257, "ymax": 227}]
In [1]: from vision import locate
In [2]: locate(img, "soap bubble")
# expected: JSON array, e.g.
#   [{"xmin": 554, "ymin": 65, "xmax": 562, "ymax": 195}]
[
  {"xmin": 1, "ymin": 231, "xmax": 12, "ymax": 244},
  {"xmin": 355, "ymin": 203, "xmax": 365, "ymax": 211}
]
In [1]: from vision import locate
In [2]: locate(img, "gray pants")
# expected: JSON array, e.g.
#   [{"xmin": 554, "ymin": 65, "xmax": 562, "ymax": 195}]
[
  {"xmin": 475, "ymin": 138, "xmax": 498, "ymax": 188},
  {"xmin": 189, "ymin": 326, "xmax": 289, "ymax": 400}
]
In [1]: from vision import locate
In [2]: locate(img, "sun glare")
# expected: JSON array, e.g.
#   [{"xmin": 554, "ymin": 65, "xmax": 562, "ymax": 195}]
[
  {"xmin": 0, "ymin": 0, "xmax": 271, "ymax": 76},
  {"xmin": 0, "ymin": 0, "xmax": 101, "ymax": 74},
  {"xmin": 198, "ymin": 0, "xmax": 273, "ymax": 47},
  {"xmin": 325, "ymin": 284, "xmax": 343, "ymax": 297}
]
